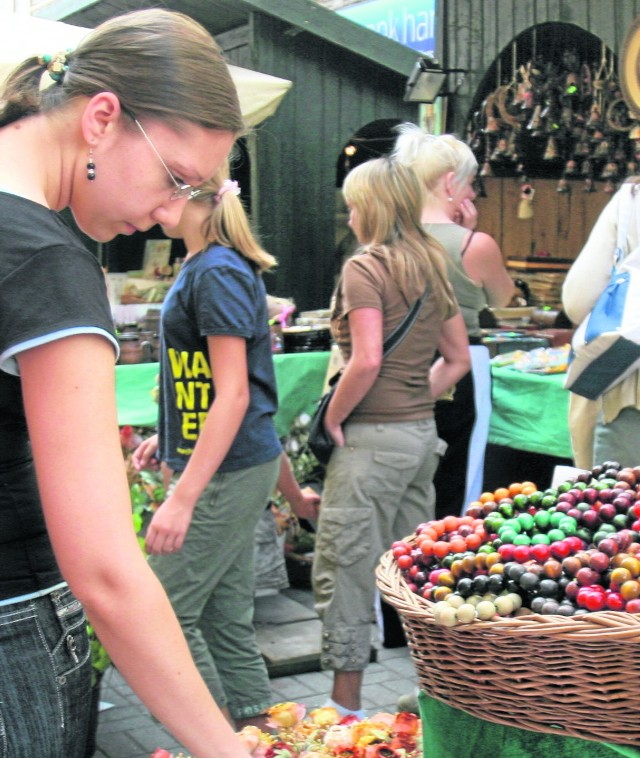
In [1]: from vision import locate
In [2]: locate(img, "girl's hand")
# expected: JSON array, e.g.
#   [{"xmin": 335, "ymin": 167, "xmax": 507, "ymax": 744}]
[
  {"xmin": 325, "ymin": 417, "xmax": 345, "ymax": 449},
  {"xmin": 145, "ymin": 492, "xmax": 194, "ymax": 555},
  {"xmin": 132, "ymin": 434, "xmax": 159, "ymax": 470},
  {"xmin": 290, "ymin": 487, "xmax": 321, "ymax": 521}
]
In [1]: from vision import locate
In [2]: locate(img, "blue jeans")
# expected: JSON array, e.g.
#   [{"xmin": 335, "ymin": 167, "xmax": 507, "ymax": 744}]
[
  {"xmin": 149, "ymin": 456, "xmax": 280, "ymax": 720},
  {"xmin": 0, "ymin": 587, "xmax": 93, "ymax": 758}
]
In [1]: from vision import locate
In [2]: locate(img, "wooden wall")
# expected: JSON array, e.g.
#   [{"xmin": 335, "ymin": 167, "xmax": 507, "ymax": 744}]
[
  {"xmin": 475, "ymin": 177, "xmax": 610, "ymax": 260},
  {"xmin": 253, "ymin": 0, "xmax": 640, "ymax": 309},
  {"xmin": 439, "ymin": 0, "xmax": 640, "ymax": 305},
  {"xmin": 232, "ymin": 13, "xmax": 418, "ymax": 311}
]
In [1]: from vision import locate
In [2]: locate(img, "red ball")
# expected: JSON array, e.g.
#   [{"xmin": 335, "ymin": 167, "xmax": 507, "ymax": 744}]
[
  {"xmin": 550, "ymin": 540, "xmax": 571, "ymax": 560},
  {"xmin": 531, "ymin": 543, "xmax": 552, "ymax": 563},
  {"xmin": 584, "ymin": 591, "xmax": 606, "ymax": 612},
  {"xmin": 497, "ymin": 544, "xmax": 516, "ymax": 561},
  {"xmin": 512, "ymin": 544, "xmax": 532, "ymax": 563},
  {"xmin": 605, "ymin": 592, "xmax": 625, "ymax": 611}
]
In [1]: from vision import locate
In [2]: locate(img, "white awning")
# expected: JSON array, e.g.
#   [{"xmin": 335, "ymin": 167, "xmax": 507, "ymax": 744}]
[{"xmin": 0, "ymin": 12, "xmax": 292, "ymax": 127}]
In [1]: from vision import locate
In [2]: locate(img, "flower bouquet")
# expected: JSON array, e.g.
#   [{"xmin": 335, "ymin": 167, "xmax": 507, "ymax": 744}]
[{"xmin": 150, "ymin": 702, "xmax": 422, "ymax": 758}]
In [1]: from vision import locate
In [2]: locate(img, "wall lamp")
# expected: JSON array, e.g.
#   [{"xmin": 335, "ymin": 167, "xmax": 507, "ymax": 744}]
[{"xmin": 404, "ymin": 57, "xmax": 467, "ymax": 103}]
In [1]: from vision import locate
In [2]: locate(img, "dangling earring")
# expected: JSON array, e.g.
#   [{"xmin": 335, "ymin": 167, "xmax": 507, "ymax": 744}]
[
  {"xmin": 448, "ymin": 196, "xmax": 453, "ymax": 202},
  {"xmin": 87, "ymin": 148, "xmax": 96, "ymax": 181}
]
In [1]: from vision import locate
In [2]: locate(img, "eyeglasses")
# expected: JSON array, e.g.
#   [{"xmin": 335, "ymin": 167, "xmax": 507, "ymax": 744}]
[{"xmin": 132, "ymin": 117, "xmax": 201, "ymax": 201}]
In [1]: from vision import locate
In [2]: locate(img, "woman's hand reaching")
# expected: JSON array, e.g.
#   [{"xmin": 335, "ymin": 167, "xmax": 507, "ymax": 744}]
[{"xmin": 132, "ymin": 433, "xmax": 159, "ymax": 471}]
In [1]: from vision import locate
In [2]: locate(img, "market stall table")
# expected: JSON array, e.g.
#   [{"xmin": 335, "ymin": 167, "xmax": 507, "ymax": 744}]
[
  {"xmin": 483, "ymin": 364, "xmax": 574, "ymax": 491},
  {"xmin": 115, "ymin": 356, "xmax": 576, "ymax": 488},
  {"xmin": 488, "ymin": 364, "xmax": 572, "ymax": 459}
]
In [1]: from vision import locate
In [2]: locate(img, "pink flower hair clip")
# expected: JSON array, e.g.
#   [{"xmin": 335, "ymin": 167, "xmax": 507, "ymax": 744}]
[{"xmin": 214, "ymin": 179, "xmax": 241, "ymax": 203}]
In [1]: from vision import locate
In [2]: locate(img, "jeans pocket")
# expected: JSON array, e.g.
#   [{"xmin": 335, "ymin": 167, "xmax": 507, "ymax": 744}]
[
  {"xmin": 0, "ymin": 591, "xmax": 92, "ymax": 758},
  {"xmin": 48, "ymin": 591, "xmax": 91, "ymax": 681},
  {"xmin": 316, "ymin": 507, "xmax": 371, "ymax": 567}
]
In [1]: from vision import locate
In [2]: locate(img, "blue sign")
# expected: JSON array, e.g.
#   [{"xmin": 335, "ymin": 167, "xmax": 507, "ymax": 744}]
[{"xmin": 337, "ymin": 0, "xmax": 436, "ymax": 57}]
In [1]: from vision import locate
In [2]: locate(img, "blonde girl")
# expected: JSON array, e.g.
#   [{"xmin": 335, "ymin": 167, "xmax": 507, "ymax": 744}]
[
  {"xmin": 312, "ymin": 157, "xmax": 470, "ymax": 717},
  {"xmin": 133, "ymin": 164, "xmax": 319, "ymax": 731}
]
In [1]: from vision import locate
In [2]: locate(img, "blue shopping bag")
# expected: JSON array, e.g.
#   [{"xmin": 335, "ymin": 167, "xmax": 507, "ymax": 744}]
[{"xmin": 566, "ymin": 259, "xmax": 640, "ymax": 401}]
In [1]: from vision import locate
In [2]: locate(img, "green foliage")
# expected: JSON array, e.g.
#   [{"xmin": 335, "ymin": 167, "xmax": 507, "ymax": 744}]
[
  {"xmin": 280, "ymin": 412, "xmax": 324, "ymax": 489},
  {"xmin": 277, "ymin": 412, "xmax": 324, "ymax": 555}
]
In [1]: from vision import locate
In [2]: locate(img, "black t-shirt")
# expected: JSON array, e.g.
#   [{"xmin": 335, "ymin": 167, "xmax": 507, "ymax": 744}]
[{"xmin": 0, "ymin": 192, "xmax": 117, "ymax": 600}]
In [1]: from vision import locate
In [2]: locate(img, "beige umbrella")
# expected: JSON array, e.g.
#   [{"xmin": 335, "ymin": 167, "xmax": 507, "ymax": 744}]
[{"xmin": 0, "ymin": 11, "xmax": 292, "ymax": 127}]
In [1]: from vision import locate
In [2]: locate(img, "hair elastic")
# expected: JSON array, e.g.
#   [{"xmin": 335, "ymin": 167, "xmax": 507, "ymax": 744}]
[
  {"xmin": 38, "ymin": 50, "xmax": 70, "ymax": 85},
  {"xmin": 214, "ymin": 179, "xmax": 240, "ymax": 203}
]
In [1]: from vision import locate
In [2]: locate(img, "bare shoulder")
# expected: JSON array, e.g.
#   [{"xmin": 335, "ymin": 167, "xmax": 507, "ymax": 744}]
[{"xmin": 466, "ymin": 230, "xmax": 502, "ymax": 259}]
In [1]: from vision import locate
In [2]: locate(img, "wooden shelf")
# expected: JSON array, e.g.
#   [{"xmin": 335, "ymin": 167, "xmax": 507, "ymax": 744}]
[{"xmin": 507, "ymin": 259, "xmax": 571, "ymax": 272}]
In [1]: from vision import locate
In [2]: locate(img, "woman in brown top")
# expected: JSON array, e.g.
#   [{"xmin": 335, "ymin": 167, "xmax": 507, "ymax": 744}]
[{"xmin": 312, "ymin": 156, "xmax": 470, "ymax": 717}]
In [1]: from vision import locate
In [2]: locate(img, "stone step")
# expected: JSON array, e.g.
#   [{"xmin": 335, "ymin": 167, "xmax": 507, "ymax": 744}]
[
  {"xmin": 254, "ymin": 590, "xmax": 377, "ymax": 678},
  {"xmin": 257, "ymin": 617, "xmax": 324, "ymax": 677},
  {"xmin": 254, "ymin": 590, "xmax": 322, "ymax": 676}
]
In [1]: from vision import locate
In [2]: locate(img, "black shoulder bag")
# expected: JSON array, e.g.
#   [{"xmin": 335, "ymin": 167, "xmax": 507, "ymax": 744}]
[{"xmin": 307, "ymin": 289, "xmax": 429, "ymax": 465}]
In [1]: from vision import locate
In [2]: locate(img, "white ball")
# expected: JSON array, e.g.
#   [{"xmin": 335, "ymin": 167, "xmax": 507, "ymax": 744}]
[
  {"xmin": 455, "ymin": 604, "xmax": 478, "ymax": 624},
  {"xmin": 475, "ymin": 600, "xmax": 497, "ymax": 620}
]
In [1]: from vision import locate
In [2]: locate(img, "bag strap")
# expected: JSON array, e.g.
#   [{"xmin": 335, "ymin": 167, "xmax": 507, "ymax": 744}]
[
  {"xmin": 460, "ymin": 230, "xmax": 476, "ymax": 258},
  {"xmin": 614, "ymin": 184, "xmax": 636, "ymax": 266},
  {"xmin": 382, "ymin": 287, "xmax": 429, "ymax": 358}
]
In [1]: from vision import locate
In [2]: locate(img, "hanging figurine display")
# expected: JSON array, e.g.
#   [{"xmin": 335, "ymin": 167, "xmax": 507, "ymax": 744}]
[{"xmin": 466, "ymin": 37, "xmax": 639, "ymax": 191}]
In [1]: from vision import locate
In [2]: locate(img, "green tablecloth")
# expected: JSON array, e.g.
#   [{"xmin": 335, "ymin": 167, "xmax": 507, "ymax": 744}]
[
  {"xmin": 487, "ymin": 365, "xmax": 572, "ymax": 459},
  {"xmin": 419, "ymin": 692, "xmax": 639, "ymax": 758},
  {"xmin": 116, "ymin": 357, "xmax": 572, "ymax": 459},
  {"xmin": 115, "ymin": 352, "xmax": 330, "ymax": 437},
  {"xmin": 115, "ymin": 362, "xmax": 159, "ymax": 427}
]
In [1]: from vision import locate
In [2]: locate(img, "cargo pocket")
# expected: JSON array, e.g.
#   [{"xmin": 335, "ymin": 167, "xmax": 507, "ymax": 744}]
[
  {"xmin": 361, "ymin": 450, "xmax": 420, "ymax": 498},
  {"xmin": 315, "ymin": 507, "xmax": 372, "ymax": 566}
]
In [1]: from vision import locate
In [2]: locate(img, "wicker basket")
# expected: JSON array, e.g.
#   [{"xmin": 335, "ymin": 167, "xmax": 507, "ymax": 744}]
[{"xmin": 376, "ymin": 543, "xmax": 640, "ymax": 747}]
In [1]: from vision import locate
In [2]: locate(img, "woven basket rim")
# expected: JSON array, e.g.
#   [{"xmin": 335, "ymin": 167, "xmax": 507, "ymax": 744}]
[{"xmin": 376, "ymin": 543, "xmax": 640, "ymax": 641}]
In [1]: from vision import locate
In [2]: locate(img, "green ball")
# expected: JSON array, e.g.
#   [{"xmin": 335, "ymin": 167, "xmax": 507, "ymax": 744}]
[
  {"xmin": 517, "ymin": 512, "xmax": 534, "ymax": 532},
  {"xmin": 498, "ymin": 528, "xmax": 517, "ymax": 544},
  {"xmin": 485, "ymin": 514, "xmax": 505, "ymax": 532},
  {"xmin": 501, "ymin": 518, "xmax": 522, "ymax": 534},
  {"xmin": 533, "ymin": 510, "xmax": 550, "ymax": 530},
  {"xmin": 512, "ymin": 493, "xmax": 529, "ymax": 510},
  {"xmin": 549, "ymin": 511, "xmax": 565, "ymax": 529},
  {"xmin": 531, "ymin": 533, "xmax": 551, "ymax": 545},
  {"xmin": 513, "ymin": 534, "xmax": 531, "ymax": 546},
  {"xmin": 547, "ymin": 528, "xmax": 566, "ymax": 542},
  {"xmin": 558, "ymin": 517, "xmax": 577, "ymax": 536},
  {"xmin": 540, "ymin": 494, "xmax": 557, "ymax": 509}
]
